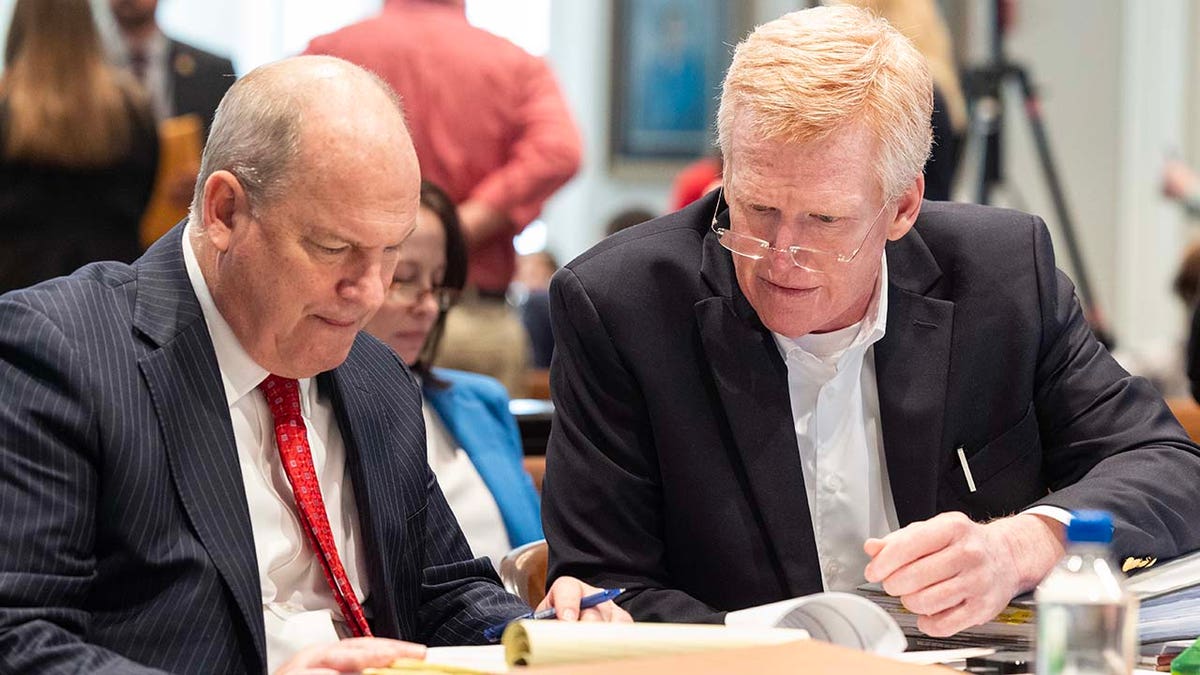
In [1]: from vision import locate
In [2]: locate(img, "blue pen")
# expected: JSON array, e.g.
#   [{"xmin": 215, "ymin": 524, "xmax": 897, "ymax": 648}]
[{"xmin": 483, "ymin": 587, "xmax": 624, "ymax": 642}]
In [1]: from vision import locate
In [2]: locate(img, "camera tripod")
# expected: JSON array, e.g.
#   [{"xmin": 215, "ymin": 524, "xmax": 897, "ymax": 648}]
[{"xmin": 959, "ymin": 5, "xmax": 1112, "ymax": 345}]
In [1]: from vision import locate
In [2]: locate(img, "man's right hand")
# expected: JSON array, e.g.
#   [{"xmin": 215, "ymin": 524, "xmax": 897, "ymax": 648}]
[{"xmin": 274, "ymin": 637, "xmax": 426, "ymax": 675}]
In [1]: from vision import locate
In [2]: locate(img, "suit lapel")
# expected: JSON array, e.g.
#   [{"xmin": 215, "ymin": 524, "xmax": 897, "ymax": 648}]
[
  {"xmin": 325, "ymin": 353, "xmax": 403, "ymax": 639},
  {"xmin": 134, "ymin": 224, "xmax": 266, "ymax": 668},
  {"xmin": 875, "ymin": 229, "xmax": 954, "ymax": 527},
  {"xmin": 696, "ymin": 202, "xmax": 823, "ymax": 596}
]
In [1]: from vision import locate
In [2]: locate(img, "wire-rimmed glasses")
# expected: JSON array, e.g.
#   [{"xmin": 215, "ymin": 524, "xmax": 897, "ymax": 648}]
[
  {"xmin": 385, "ymin": 281, "xmax": 461, "ymax": 311},
  {"xmin": 710, "ymin": 188, "xmax": 889, "ymax": 273}
]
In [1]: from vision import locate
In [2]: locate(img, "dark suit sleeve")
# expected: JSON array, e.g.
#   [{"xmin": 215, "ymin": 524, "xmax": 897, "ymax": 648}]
[
  {"xmin": 386, "ymin": 360, "xmax": 529, "ymax": 645},
  {"xmin": 0, "ymin": 299, "xmax": 168, "ymax": 674},
  {"xmin": 412, "ymin": 461, "xmax": 531, "ymax": 646},
  {"xmin": 542, "ymin": 268, "xmax": 724, "ymax": 623},
  {"xmin": 1026, "ymin": 219, "xmax": 1200, "ymax": 559}
]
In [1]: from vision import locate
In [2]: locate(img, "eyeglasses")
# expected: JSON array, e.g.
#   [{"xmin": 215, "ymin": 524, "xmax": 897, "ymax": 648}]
[
  {"xmin": 385, "ymin": 280, "xmax": 461, "ymax": 311},
  {"xmin": 710, "ymin": 188, "xmax": 889, "ymax": 273}
]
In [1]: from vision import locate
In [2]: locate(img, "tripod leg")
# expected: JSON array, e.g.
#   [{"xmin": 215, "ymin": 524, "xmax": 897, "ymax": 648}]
[
  {"xmin": 971, "ymin": 96, "xmax": 1003, "ymax": 204},
  {"xmin": 1013, "ymin": 68, "xmax": 1112, "ymax": 345}
]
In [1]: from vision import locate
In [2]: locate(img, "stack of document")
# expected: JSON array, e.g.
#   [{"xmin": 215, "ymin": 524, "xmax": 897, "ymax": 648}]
[
  {"xmin": 366, "ymin": 591, "xmax": 906, "ymax": 672},
  {"xmin": 501, "ymin": 590, "xmax": 909, "ymax": 668},
  {"xmin": 858, "ymin": 548, "xmax": 1200, "ymax": 649},
  {"xmin": 857, "ymin": 585, "xmax": 1035, "ymax": 650},
  {"xmin": 502, "ymin": 621, "xmax": 808, "ymax": 667},
  {"xmin": 1128, "ymin": 549, "xmax": 1200, "ymax": 643}
]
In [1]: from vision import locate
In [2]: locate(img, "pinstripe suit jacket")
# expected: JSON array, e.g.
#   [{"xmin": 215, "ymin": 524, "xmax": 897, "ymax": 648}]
[{"xmin": 0, "ymin": 225, "xmax": 529, "ymax": 674}]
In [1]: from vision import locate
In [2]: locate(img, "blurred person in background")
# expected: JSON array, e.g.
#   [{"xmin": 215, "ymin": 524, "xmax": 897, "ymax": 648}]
[
  {"xmin": 306, "ymin": 0, "xmax": 583, "ymax": 397},
  {"xmin": 603, "ymin": 207, "xmax": 658, "ymax": 237},
  {"xmin": 107, "ymin": 0, "xmax": 234, "ymax": 135},
  {"xmin": 1112, "ymin": 241, "xmax": 1200, "ymax": 400},
  {"xmin": 107, "ymin": 0, "xmax": 236, "ymax": 249},
  {"xmin": 514, "ymin": 251, "xmax": 559, "ymax": 294},
  {"xmin": 366, "ymin": 181, "xmax": 543, "ymax": 566},
  {"xmin": 844, "ymin": 0, "xmax": 967, "ymax": 201},
  {"xmin": 669, "ymin": 154, "xmax": 722, "ymax": 211},
  {"xmin": 513, "ymin": 250, "xmax": 561, "ymax": 370},
  {"xmin": 1177, "ymin": 242, "xmax": 1200, "ymax": 403},
  {"xmin": 0, "ymin": 0, "xmax": 157, "ymax": 294}
]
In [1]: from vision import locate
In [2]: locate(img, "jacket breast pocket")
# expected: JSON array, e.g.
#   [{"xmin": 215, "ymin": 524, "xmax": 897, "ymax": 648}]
[{"xmin": 942, "ymin": 403, "xmax": 1047, "ymax": 519}]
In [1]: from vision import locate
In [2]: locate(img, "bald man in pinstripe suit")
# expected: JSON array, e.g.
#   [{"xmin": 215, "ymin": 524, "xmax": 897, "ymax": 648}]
[{"xmin": 0, "ymin": 56, "xmax": 624, "ymax": 675}]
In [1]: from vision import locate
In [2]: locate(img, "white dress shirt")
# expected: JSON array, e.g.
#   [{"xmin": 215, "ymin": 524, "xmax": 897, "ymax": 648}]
[
  {"xmin": 772, "ymin": 255, "xmax": 897, "ymax": 591},
  {"xmin": 773, "ymin": 255, "xmax": 1071, "ymax": 592},
  {"xmin": 183, "ymin": 234, "xmax": 370, "ymax": 673},
  {"xmin": 422, "ymin": 401, "xmax": 510, "ymax": 568}
]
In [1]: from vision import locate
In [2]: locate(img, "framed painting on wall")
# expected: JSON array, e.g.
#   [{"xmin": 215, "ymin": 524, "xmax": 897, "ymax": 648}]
[{"xmin": 609, "ymin": 0, "xmax": 745, "ymax": 175}]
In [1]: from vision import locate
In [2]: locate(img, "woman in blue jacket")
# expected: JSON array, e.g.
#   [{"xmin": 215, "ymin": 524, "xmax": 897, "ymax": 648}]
[{"xmin": 365, "ymin": 181, "xmax": 542, "ymax": 566}]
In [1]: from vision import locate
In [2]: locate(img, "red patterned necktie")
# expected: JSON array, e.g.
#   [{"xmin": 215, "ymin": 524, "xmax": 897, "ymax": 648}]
[{"xmin": 258, "ymin": 374, "xmax": 372, "ymax": 637}]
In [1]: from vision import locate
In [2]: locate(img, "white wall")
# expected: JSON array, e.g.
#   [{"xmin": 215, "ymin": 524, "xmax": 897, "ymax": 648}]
[
  {"xmin": 1114, "ymin": 1, "xmax": 1191, "ymax": 352},
  {"xmin": 539, "ymin": 0, "xmax": 675, "ymax": 264},
  {"xmin": 982, "ymin": 0, "xmax": 1125, "ymax": 332},
  {"xmin": 968, "ymin": 0, "xmax": 1191, "ymax": 352},
  {"xmin": 540, "ymin": 0, "xmax": 805, "ymax": 264}
]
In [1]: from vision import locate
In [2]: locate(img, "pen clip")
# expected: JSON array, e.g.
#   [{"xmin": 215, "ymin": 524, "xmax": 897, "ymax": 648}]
[{"xmin": 957, "ymin": 446, "xmax": 977, "ymax": 493}]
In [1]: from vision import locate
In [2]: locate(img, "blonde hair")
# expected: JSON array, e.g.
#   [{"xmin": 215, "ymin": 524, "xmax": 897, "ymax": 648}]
[
  {"xmin": 844, "ymin": 0, "xmax": 967, "ymax": 133},
  {"xmin": 717, "ymin": 5, "xmax": 933, "ymax": 200},
  {"xmin": 1, "ymin": 0, "xmax": 141, "ymax": 166}
]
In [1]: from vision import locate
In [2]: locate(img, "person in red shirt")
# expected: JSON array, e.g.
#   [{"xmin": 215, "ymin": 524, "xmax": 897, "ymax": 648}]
[
  {"xmin": 305, "ymin": 0, "xmax": 582, "ymax": 395},
  {"xmin": 669, "ymin": 155, "xmax": 723, "ymax": 211}
]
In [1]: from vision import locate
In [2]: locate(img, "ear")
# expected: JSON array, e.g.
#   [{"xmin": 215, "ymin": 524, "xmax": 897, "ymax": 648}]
[
  {"xmin": 201, "ymin": 170, "xmax": 252, "ymax": 253},
  {"xmin": 885, "ymin": 174, "xmax": 924, "ymax": 241}
]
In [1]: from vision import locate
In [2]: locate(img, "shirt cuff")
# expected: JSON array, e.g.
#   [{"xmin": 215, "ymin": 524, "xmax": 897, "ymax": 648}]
[{"xmin": 1021, "ymin": 505, "xmax": 1072, "ymax": 526}]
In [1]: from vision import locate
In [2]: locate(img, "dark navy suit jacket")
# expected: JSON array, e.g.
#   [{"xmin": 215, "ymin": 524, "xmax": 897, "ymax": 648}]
[
  {"xmin": 0, "ymin": 225, "xmax": 528, "ymax": 673},
  {"xmin": 544, "ymin": 193, "xmax": 1200, "ymax": 622},
  {"xmin": 166, "ymin": 38, "xmax": 234, "ymax": 136}
]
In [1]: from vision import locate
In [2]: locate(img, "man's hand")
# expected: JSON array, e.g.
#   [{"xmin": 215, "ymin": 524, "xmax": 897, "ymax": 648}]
[
  {"xmin": 274, "ymin": 637, "xmax": 426, "ymax": 675},
  {"xmin": 537, "ymin": 577, "xmax": 633, "ymax": 623},
  {"xmin": 863, "ymin": 512, "xmax": 1064, "ymax": 637},
  {"xmin": 457, "ymin": 199, "xmax": 509, "ymax": 249}
]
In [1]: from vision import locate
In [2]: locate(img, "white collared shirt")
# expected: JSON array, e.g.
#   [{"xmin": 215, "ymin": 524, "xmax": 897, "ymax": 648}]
[
  {"xmin": 422, "ymin": 401, "xmax": 510, "ymax": 569},
  {"xmin": 182, "ymin": 233, "xmax": 370, "ymax": 673},
  {"xmin": 772, "ymin": 254, "xmax": 898, "ymax": 591},
  {"xmin": 772, "ymin": 255, "xmax": 1071, "ymax": 591}
]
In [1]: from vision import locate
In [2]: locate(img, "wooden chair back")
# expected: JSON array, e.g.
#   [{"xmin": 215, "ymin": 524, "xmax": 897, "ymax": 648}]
[{"xmin": 499, "ymin": 539, "xmax": 548, "ymax": 607}]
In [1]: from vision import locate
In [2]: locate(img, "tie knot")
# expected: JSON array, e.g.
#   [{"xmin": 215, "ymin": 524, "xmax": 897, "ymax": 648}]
[
  {"xmin": 259, "ymin": 374, "xmax": 301, "ymax": 422},
  {"xmin": 128, "ymin": 48, "xmax": 149, "ymax": 81}
]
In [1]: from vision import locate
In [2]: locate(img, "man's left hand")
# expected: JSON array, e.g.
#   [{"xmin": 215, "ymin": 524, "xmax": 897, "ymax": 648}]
[
  {"xmin": 536, "ymin": 577, "xmax": 633, "ymax": 623},
  {"xmin": 863, "ymin": 512, "xmax": 1064, "ymax": 637}
]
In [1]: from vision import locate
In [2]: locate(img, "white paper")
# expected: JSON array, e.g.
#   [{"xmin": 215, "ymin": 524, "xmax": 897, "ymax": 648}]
[{"xmin": 724, "ymin": 591, "xmax": 906, "ymax": 655}]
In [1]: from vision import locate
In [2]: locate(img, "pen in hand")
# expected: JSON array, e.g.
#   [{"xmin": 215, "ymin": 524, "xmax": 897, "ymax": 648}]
[{"xmin": 483, "ymin": 588, "xmax": 624, "ymax": 642}]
